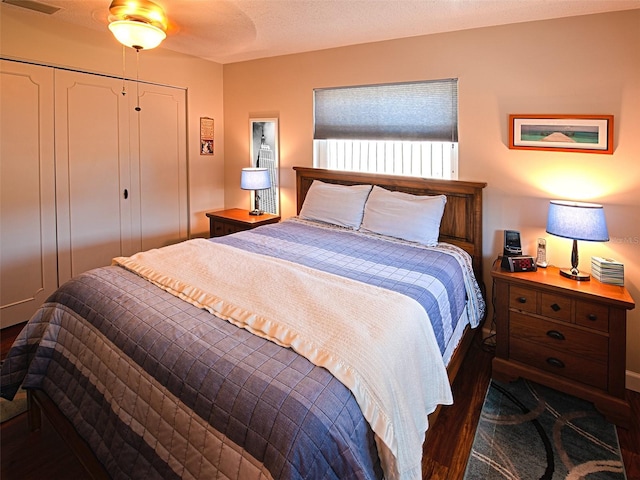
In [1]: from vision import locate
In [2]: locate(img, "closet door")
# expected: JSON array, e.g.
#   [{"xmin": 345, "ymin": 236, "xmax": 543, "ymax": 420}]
[
  {"xmin": 130, "ymin": 82, "xmax": 188, "ymax": 253},
  {"xmin": 55, "ymin": 70, "xmax": 188, "ymax": 283},
  {"xmin": 55, "ymin": 70, "xmax": 133, "ymax": 283},
  {"xmin": 0, "ymin": 61, "xmax": 57, "ymax": 328}
]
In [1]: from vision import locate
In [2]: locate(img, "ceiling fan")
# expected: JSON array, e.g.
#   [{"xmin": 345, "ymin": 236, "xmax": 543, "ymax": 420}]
[{"xmin": 107, "ymin": 0, "xmax": 168, "ymax": 51}]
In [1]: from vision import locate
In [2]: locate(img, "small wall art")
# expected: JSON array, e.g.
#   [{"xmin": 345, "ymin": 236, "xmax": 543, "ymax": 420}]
[
  {"xmin": 509, "ymin": 114, "xmax": 613, "ymax": 154},
  {"xmin": 200, "ymin": 117, "xmax": 214, "ymax": 155}
]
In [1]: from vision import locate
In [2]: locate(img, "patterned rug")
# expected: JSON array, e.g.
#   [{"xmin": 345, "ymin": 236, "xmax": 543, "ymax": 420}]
[
  {"xmin": 0, "ymin": 387, "xmax": 27, "ymax": 423},
  {"xmin": 464, "ymin": 378, "xmax": 626, "ymax": 479}
]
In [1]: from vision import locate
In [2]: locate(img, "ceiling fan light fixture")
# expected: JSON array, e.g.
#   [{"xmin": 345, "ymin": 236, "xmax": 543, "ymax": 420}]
[
  {"xmin": 108, "ymin": 19, "xmax": 166, "ymax": 50},
  {"xmin": 108, "ymin": 0, "xmax": 168, "ymax": 50}
]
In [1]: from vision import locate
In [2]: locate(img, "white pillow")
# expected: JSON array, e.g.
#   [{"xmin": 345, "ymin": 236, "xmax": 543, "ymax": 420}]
[
  {"xmin": 360, "ymin": 186, "xmax": 447, "ymax": 246},
  {"xmin": 299, "ymin": 180, "xmax": 373, "ymax": 229}
]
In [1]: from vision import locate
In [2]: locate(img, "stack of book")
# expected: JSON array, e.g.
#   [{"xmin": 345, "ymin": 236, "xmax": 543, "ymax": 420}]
[{"xmin": 591, "ymin": 257, "xmax": 624, "ymax": 285}]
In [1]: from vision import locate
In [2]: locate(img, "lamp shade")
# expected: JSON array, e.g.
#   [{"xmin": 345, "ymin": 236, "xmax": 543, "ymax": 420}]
[
  {"xmin": 546, "ymin": 200, "xmax": 609, "ymax": 242},
  {"xmin": 241, "ymin": 168, "xmax": 271, "ymax": 191},
  {"xmin": 108, "ymin": 20, "xmax": 166, "ymax": 50}
]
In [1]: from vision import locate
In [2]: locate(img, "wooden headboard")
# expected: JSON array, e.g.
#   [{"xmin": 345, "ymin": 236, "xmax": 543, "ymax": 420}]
[{"xmin": 294, "ymin": 167, "xmax": 487, "ymax": 281}]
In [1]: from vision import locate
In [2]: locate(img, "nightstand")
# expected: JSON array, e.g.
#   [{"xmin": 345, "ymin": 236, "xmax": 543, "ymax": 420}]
[
  {"xmin": 205, "ymin": 208, "xmax": 280, "ymax": 238},
  {"xmin": 491, "ymin": 259, "xmax": 635, "ymax": 426}
]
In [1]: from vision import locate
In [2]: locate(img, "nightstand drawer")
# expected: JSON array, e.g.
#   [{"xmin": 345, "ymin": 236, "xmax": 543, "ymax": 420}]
[
  {"xmin": 509, "ymin": 286, "xmax": 537, "ymax": 313},
  {"xmin": 575, "ymin": 301, "xmax": 609, "ymax": 332},
  {"xmin": 540, "ymin": 292, "xmax": 572, "ymax": 322},
  {"xmin": 510, "ymin": 312, "xmax": 607, "ymax": 363},
  {"xmin": 212, "ymin": 221, "xmax": 225, "ymax": 237},
  {"xmin": 223, "ymin": 223, "xmax": 243, "ymax": 235},
  {"xmin": 211, "ymin": 220, "xmax": 245, "ymax": 237},
  {"xmin": 510, "ymin": 337, "xmax": 607, "ymax": 389}
]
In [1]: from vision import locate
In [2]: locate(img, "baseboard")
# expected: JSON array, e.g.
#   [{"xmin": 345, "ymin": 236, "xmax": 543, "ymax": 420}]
[{"xmin": 626, "ymin": 370, "xmax": 640, "ymax": 393}]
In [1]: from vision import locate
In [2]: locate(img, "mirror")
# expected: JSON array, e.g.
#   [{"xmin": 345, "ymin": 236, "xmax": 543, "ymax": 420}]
[{"xmin": 249, "ymin": 117, "xmax": 279, "ymax": 215}]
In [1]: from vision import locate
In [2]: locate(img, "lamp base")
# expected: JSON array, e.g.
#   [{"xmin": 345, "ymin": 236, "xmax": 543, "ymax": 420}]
[
  {"xmin": 559, "ymin": 269, "xmax": 590, "ymax": 281},
  {"xmin": 248, "ymin": 209, "xmax": 263, "ymax": 216}
]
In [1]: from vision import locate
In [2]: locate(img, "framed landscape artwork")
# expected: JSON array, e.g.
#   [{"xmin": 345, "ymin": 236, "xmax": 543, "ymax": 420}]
[{"xmin": 509, "ymin": 114, "xmax": 613, "ymax": 154}]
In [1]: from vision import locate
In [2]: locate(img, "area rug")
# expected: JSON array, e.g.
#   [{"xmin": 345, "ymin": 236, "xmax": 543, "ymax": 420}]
[
  {"xmin": 0, "ymin": 387, "xmax": 27, "ymax": 423},
  {"xmin": 464, "ymin": 378, "xmax": 626, "ymax": 479}
]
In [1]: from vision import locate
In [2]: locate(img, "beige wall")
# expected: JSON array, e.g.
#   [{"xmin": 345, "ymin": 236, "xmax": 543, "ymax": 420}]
[
  {"xmin": 1, "ymin": 4, "xmax": 225, "ymax": 237},
  {"xmin": 223, "ymin": 10, "xmax": 640, "ymax": 388},
  {"xmin": 2, "ymin": 4, "xmax": 639, "ymax": 389}
]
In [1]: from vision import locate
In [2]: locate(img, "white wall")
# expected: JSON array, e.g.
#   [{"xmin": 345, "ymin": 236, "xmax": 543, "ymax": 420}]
[
  {"xmin": 222, "ymin": 10, "xmax": 640, "ymax": 389},
  {"xmin": 1, "ymin": 3, "xmax": 225, "ymax": 237}
]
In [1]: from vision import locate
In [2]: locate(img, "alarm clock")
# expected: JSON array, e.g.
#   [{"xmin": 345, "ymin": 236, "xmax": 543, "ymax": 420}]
[{"xmin": 504, "ymin": 255, "xmax": 537, "ymax": 272}]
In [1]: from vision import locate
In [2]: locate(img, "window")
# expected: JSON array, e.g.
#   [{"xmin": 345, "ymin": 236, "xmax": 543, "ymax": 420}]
[{"xmin": 313, "ymin": 79, "xmax": 458, "ymax": 179}]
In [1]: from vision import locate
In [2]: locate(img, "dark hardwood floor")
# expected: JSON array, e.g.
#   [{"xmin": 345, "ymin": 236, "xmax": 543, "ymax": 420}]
[
  {"xmin": 2, "ymin": 323, "xmax": 639, "ymax": 479},
  {"xmin": 0, "ymin": 322, "xmax": 24, "ymax": 359}
]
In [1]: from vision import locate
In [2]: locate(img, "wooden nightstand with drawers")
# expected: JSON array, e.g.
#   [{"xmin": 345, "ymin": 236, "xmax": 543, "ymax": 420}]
[
  {"xmin": 206, "ymin": 208, "xmax": 280, "ymax": 238},
  {"xmin": 491, "ymin": 260, "xmax": 635, "ymax": 426}
]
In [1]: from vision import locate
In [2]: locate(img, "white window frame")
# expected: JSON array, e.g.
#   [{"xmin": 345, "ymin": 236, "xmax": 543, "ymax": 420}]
[
  {"xmin": 314, "ymin": 139, "xmax": 458, "ymax": 180},
  {"xmin": 313, "ymin": 79, "xmax": 458, "ymax": 180}
]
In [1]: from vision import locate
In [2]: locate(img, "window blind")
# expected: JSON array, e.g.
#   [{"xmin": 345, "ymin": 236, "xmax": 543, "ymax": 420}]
[{"xmin": 314, "ymin": 79, "xmax": 458, "ymax": 142}]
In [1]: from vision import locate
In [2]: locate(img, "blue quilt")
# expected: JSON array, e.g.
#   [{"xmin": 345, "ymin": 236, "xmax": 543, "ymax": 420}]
[
  {"xmin": 215, "ymin": 218, "xmax": 484, "ymax": 354},
  {"xmin": 1, "ymin": 219, "xmax": 484, "ymax": 480}
]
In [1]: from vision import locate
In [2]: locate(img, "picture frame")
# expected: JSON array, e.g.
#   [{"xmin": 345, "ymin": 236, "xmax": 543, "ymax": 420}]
[
  {"xmin": 249, "ymin": 117, "xmax": 280, "ymax": 215},
  {"xmin": 508, "ymin": 114, "xmax": 613, "ymax": 154},
  {"xmin": 200, "ymin": 117, "xmax": 214, "ymax": 155}
]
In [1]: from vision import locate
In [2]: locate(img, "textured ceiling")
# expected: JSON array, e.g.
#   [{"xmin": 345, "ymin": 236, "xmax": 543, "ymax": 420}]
[{"xmin": 4, "ymin": 0, "xmax": 640, "ymax": 64}]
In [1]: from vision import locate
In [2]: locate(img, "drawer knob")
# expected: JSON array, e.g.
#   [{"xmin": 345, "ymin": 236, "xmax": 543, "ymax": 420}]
[
  {"xmin": 517, "ymin": 297, "xmax": 527, "ymax": 304},
  {"xmin": 550, "ymin": 303, "xmax": 561, "ymax": 312},
  {"xmin": 546, "ymin": 330, "xmax": 565, "ymax": 341},
  {"xmin": 587, "ymin": 314, "xmax": 598, "ymax": 321},
  {"xmin": 546, "ymin": 357, "xmax": 565, "ymax": 368}
]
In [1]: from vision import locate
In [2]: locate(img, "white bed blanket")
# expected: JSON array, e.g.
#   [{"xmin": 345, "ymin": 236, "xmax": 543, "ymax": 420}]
[{"xmin": 113, "ymin": 238, "xmax": 453, "ymax": 480}]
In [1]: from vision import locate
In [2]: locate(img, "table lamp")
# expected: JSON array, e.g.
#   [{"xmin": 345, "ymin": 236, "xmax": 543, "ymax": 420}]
[
  {"xmin": 545, "ymin": 200, "xmax": 609, "ymax": 281},
  {"xmin": 241, "ymin": 168, "xmax": 271, "ymax": 215}
]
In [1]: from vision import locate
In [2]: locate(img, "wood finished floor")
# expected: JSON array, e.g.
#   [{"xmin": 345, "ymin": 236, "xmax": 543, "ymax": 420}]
[{"xmin": 2, "ymin": 322, "xmax": 639, "ymax": 479}]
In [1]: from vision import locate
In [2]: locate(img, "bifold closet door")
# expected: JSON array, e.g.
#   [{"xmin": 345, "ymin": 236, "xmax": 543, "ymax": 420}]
[
  {"xmin": 54, "ymin": 70, "xmax": 134, "ymax": 283},
  {"xmin": 55, "ymin": 70, "xmax": 188, "ymax": 284},
  {"xmin": 130, "ymin": 82, "xmax": 188, "ymax": 253},
  {"xmin": 0, "ymin": 61, "xmax": 58, "ymax": 328}
]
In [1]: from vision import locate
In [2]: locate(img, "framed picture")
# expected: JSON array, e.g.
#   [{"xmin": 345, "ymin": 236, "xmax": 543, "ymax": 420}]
[
  {"xmin": 200, "ymin": 117, "xmax": 214, "ymax": 155},
  {"xmin": 249, "ymin": 118, "xmax": 279, "ymax": 215},
  {"xmin": 509, "ymin": 114, "xmax": 613, "ymax": 154}
]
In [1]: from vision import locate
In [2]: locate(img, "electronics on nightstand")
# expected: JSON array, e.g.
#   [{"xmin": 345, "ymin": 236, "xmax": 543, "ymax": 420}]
[
  {"xmin": 536, "ymin": 237, "xmax": 548, "ymax": 268},
  {"xmin": 503, "ymin": 255, "xmax": 537, "ymax": 272},
  {"xmin": 500, "ymin": 230, "xmax": 537, "ymax": 272},
  {"xmin": 503, "ymin": 230, "xmax": 522, "ymax": 256}
]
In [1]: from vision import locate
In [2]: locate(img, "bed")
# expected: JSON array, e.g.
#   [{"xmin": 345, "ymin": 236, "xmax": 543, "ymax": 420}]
[{"xmin": 1, "ymin": 167, "xmax": 487, "ymax": 480}]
